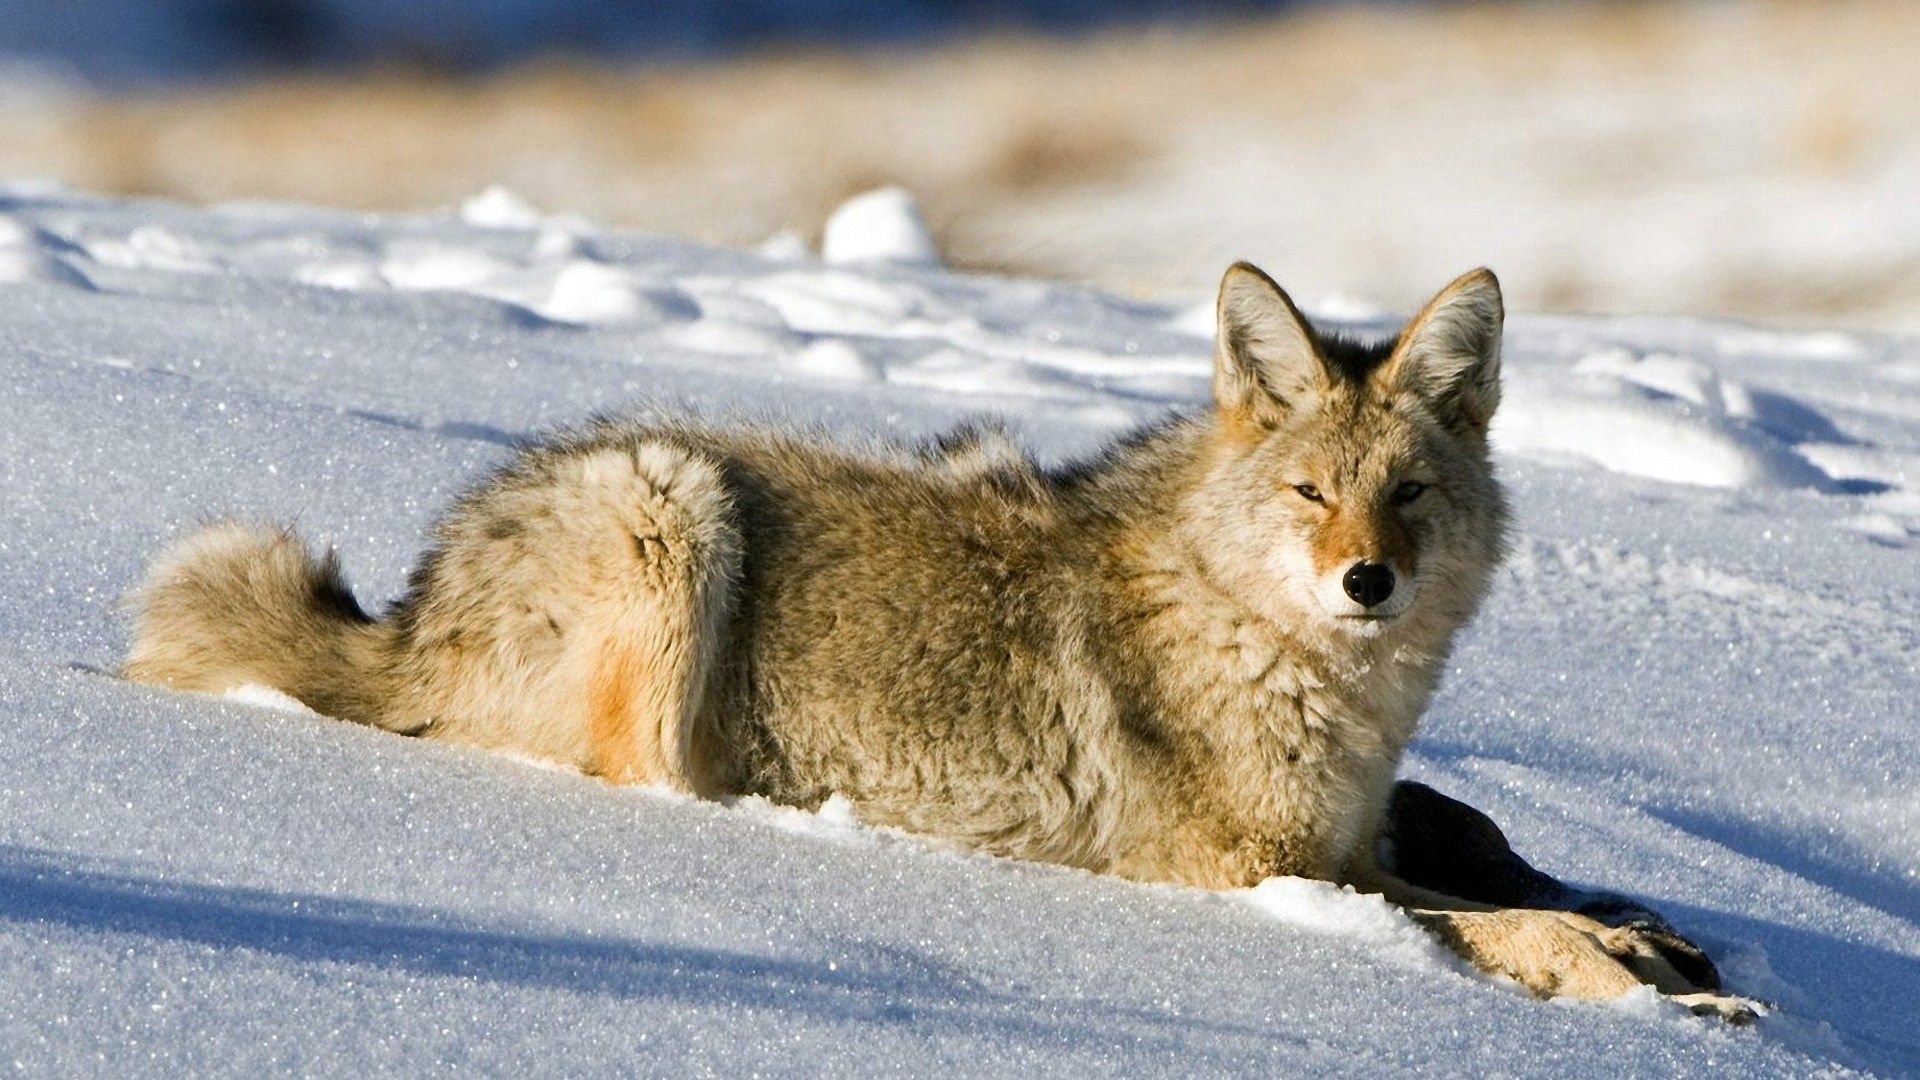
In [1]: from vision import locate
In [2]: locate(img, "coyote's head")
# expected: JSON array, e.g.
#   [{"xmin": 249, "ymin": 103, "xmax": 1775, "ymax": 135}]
[{"xmin": 1189, "ymin": 263, "xmax": 1508, "ymax": 641}]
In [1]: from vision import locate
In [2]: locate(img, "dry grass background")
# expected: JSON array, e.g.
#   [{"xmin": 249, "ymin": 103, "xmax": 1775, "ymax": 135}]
[{"xmin": 3, "ymin": 0, "xmax": 1916, "ymax": 326}]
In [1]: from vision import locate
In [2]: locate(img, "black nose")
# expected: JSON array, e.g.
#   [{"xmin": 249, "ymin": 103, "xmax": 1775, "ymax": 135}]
[{"xmin": 1342, "ymin": 562, "xmax": 1395, "ymax": 608}]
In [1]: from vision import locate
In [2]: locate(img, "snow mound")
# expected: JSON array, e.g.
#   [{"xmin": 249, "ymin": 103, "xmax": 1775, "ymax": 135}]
[
  {"xmin": 0, "ymin": 244, "xmax": 92, "ymax": 288},
  {"xmin": 1495, "ymin": 349, "xmax": 1837, "ymax": 490},
  {"xmin": 459, "ymin": 185, "xmax": 545, "ymax": 230},
  {"xmin": 0, "ymin": 214, "xmax": 93, "ymax": 288},
  {"xmin": 1241, "ymin": 877, "xmax": 1463, "ymax": 975},
  {"xmin": 81, "ymin": 223, "xmax": 217, "ymax": 274},
  {"xmin": 821, "ymin": 186, "xmax": 940, "ymax": 268},
  {"xmin": 536, "ymin": 261, "xmax": 700, "ymax": 327},
  {"xmin": 379, "ymin": 242, "xmax": 517, "ymax": 291},
  {"xmin": 222, "ymin": 683, "xmax": 318, "ymax": 716}
]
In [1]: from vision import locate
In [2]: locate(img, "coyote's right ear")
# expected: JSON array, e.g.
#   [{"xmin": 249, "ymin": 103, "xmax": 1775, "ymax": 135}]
[{"xmin": 1213, "ymin": 262, "xmax": 1328, "ymax": 426}]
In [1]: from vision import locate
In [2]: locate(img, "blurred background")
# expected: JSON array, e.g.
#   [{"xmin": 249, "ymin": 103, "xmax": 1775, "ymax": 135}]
[{"xmin": 1, "ymin": 0, "xmax": 1914, "ymax": 328}]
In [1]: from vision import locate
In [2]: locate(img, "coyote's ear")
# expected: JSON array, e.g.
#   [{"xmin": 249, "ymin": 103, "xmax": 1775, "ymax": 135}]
[
  {"xmin": 1379, "ymin": 268, "xmax": 1503, "ymax": 435},
  {"xmin": 1214, "ymin": 262, "xmax": 1329, "ymax": 425}
]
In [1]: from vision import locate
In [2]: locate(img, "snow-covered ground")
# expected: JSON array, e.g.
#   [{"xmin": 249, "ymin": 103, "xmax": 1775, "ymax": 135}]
[{"xmin": 1, "ymin": 186, "xmax": 1916, "ymax": 1076}]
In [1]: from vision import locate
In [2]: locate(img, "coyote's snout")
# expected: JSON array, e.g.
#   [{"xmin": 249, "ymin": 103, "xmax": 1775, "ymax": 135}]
[{"xmin": 123, "ymin": 262, "xmax": 1754, "ymax": 1021}]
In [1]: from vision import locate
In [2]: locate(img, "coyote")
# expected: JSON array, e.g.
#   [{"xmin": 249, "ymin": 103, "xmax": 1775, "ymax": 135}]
[{"xmin": 125, "ymin": 264, "xmax": 1751, "ymax": 1019}]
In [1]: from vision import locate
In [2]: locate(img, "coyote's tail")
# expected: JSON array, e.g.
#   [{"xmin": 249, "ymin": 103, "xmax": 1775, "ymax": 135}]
[{"xmin": 123, "ymin": 522, "xmax": 402, "ymax": 728}]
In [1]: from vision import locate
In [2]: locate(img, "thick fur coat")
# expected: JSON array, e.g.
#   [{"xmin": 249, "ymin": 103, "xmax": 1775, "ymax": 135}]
[{"xmin": 123, "ymin": 264, "xmax": 1753, "ymax": 1018}]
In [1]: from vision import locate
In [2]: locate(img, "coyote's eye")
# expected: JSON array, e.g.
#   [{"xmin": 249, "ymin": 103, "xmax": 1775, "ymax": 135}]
[
  {"xmin": 1293, "ymin": 484, "xmax": 1323, "ymax": 503},
  {"xmin": 1392, "ymin": 481, "xmax": 1429, "ymax": 505}
]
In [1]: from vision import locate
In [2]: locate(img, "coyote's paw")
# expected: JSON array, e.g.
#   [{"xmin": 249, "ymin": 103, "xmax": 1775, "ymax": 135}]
[
  {"xmin": 1671, "ymin": 991, "xmax": 1766, "ymax": 1026},
  {"xmin": 1410, "ymin": 909, "xmax": 1752, "ymax": 1021},
  {"xmin": 1589, "ymin": 920, "xmax": 1717, "ymax": 995},
  {"xmin": 1574, "ymin": 903, "xmax": 1723, "ymax": 991}
]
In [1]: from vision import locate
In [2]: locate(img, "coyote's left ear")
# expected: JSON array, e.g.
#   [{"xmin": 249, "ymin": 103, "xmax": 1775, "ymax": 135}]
[{"xmin": 1379, "ymin": 269, "xmax": 1503, "ymax": 435}]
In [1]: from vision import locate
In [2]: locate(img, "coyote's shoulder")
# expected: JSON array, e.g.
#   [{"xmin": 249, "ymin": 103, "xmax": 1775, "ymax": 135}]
[{"xmin": 120, "ymin": 264, "xmax": 1754, "ymax": 1015}]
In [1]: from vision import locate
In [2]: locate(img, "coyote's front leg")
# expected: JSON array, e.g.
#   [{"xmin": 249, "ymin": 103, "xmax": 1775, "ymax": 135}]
[
  {"xmin": 1379, "ymin": 780, "xmax": 1725, "ymax": 991},
  {"xmin": 1403, "ymin": 902, "xmax": 1759, "ymax": 1022},
  {"xmin": 1345, "ymin": 845, "xmax": 1761, "ymax": 1023}
]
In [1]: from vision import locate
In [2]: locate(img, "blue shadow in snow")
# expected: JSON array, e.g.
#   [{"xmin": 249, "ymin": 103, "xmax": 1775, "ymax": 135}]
[
  {"xmin": 1645, "ymin": 896, "xmax": 1920, "ymax": 1076},
  {"xmin": 1644, "ymin": 803, "xmax": 1920, "ymax": 940},
  {"xmin": 0, "ymin": 844, "xmax": 1296, "ymax": 1062}
]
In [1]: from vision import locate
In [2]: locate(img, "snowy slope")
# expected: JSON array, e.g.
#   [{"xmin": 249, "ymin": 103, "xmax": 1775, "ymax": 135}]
[{"xmin": 0, "ymin": 185, "xmax": 1916, "ymax": 1076}]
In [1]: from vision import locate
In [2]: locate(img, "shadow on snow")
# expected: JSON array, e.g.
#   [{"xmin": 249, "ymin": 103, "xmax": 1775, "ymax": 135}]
[{"xmin": 0, "ymin": 843, "xmax": 1298, "ymax": 1063}]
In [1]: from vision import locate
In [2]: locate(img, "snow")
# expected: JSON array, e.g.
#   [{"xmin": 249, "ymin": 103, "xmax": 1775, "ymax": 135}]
[
  {"xmin": 460, "ymin": 185, "xmax": 545, "ymax": 231},
  {"xmin": 1494, "ymin": 358, "xmax": 1838, "ymax": 492},
  {"xmin": 820, "ymin": 187, "xmax": 939, "ymax": 269},
  {"xmin": 222, "ymin": 683, "xmax": 320, "ymax": 716},
  {"xmin": 1240, "ymin": 878, "xmax": 1465, "ymax": 977},
  {"xmin": 3, "ymin": 6, "xmax": 1915, "ymax": 330},
  {"xmin": 0, "ymin": 185, "xmax": 1916, "ymax": 1076}
]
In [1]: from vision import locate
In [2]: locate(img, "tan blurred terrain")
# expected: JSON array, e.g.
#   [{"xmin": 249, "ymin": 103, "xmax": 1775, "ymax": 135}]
[{"xmin": 3, "ymin": 0, "xmax": 1917, "ymax": 326}]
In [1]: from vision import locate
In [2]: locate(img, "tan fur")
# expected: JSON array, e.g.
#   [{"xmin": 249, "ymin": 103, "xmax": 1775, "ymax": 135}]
[
  {"xmin": 586, "ymin": 637, "xmax": 649, "ymax": 783},
  {"xmin": 1405, "ymin": 907, "xmax": 1755, "ymax": 1022},
  {"xmin": 123, "ymin": 264, "xmax": 1752, "ymax": 1018},
  {"xmin": 1309, "ymin": 501, "xmax": 1418, "ymax": 579}
]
